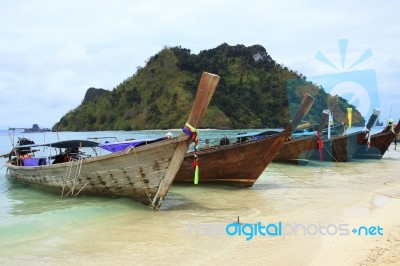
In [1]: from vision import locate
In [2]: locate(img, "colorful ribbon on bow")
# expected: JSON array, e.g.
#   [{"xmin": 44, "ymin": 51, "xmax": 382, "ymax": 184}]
[
  {"xmin": 183, "ymin": 122, "xmax": 199, "ymax": 184},
  {"xmin": 316, "ymin": 131, "xmax": 323, "ymax": 161},
  {"xmin": 366, "ymin": 132, "xmax": 371, "ymax": 150}
]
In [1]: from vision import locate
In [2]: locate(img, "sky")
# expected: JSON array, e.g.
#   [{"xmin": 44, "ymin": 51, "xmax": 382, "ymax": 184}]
[{"xmin": 1, "ymin": 0, "xmax": 399, "ymax": 129}]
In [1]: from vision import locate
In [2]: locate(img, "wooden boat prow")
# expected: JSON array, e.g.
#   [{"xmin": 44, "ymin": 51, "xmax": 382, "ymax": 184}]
[
  {"xmin": 273, "ymin": 110, "xmax": 330, "ymax": 164},
  {"xmin": 354, "ymin": 118, "xmax": 400, "ymax": 159},
  {"xmin": 311, "ymin": 108, "xmax": 381, "ymax": 162},
  {"xmin": 174, "ymin": 93, "xmax": 315, "ymax": 187},
  {"xmin": 5, "ymin": 72, "xmax": 220, "ymax": 210}
]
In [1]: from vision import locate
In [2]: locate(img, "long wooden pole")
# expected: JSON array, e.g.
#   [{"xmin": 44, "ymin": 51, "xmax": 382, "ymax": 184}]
[
  {"xmin": 153, "ymin": 72, "xmax": 220, "ymax": 207},
  {"xmin": 286, "ymin": 93, "xmax": 315, "ymax": 133},
  {"xmin": 317, "ymin": 110, "xmax": 330, "ymax": 133},
  {"xmin": 258, "ymin": 93, "xmax": 314, "ymax": 173}
]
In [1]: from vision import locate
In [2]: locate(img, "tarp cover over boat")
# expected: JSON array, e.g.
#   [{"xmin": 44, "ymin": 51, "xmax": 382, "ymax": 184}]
[{"xmin": 15, "ymin": 140, "xmax": 100, "ymax": 149}]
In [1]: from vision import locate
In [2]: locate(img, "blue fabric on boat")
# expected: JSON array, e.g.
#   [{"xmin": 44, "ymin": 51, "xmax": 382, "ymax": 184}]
[
  {"xmin": 100, "ymin": 137, "xmax": 167, "ymax": 152},
  {"xmin": 22, "ymin": 158, "xmax": 41, "ymax": 166}
]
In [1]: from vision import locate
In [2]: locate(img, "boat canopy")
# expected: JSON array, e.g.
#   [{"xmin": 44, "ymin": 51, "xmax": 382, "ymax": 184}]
[{"xmin": 15, "ymin": 140, "xmax": 100, "ymax": 149}]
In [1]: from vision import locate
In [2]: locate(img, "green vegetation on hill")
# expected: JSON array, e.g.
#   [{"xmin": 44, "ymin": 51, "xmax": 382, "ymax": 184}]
[{"xmin": 53, "ymin": 43, "xmax": 364, "ymax": 131}]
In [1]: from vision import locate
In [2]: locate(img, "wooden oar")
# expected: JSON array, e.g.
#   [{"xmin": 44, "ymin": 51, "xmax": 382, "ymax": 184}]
[{"xmin": 152, "ymin": 72, "xmax": 220, "ymax": 207}]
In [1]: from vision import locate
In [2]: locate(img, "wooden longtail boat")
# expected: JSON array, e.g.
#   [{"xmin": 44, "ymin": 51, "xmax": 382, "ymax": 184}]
[
  {"xmin": 4, "ymin": 72, "xmax": 220, "ymax": 210},
  {"xmin": 311, "ymin": 109, "xmax": 381, "ymax": 162},
  {"xmin": 311, "ymin": 131, "xmax": 362, "ymax": 162},
  {"xmin": 272, "ymin": 111, "xmax": 330, "ymax": 165},
  {"xmin": 353, "ymin": 119, "xmax": 400, "ymax": 159},
  {"xmin": 174, "ymin": 93, "xmax": 315, "ymax": 187}
]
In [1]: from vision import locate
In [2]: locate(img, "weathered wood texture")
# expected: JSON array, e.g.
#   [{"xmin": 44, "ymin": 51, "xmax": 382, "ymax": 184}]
[
  {"xmin": 354, "ymin": 119, "xmax": 400, "ymax": 159},
  {"xmin": 272, "ymin": 136, "xmax": 317, "ymax": 164},
  {"xmin": 6, "ymin": 72, "xmax": 220, "ymax": 210},
  {"xmin": 311, "ymin": 131, "xmax": 367, "ymax": 162},
  {"xmin": 175, "ymin": 94, "xmax": 314, "ymax": 186},
  {"xmin": 273, "ymin": 111, "xmax": 330, "ymax": 164}
]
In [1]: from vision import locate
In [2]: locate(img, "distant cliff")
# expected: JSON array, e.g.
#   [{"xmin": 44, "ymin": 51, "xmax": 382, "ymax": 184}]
[
  {"xmin": 82, "ymin": 87, "xmax": 110, "ymax": 104},
  {"xmin": 53, "ymin": 43, "xmax": 364, "ymax": 131}
]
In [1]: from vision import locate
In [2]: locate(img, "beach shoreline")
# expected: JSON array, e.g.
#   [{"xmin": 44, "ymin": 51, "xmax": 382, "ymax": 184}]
[
  {"xmin": 0, "ymin": 142, "xmax": 399, "ymax": 265},
  {"xmin": 310, "ymin": 187, "xmax": 400, "ymax": 266}
]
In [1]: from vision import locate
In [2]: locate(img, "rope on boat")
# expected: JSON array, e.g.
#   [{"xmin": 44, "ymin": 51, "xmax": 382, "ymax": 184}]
[
  {"xmin": 61, "ymin": 159, "xmax": 74, "ymax": 197},
  {"xmin": 323, "ymin": 142, "xmax": 341, "ymax": 162},
  {"xmin": 61, "ymin": 157, "xmax": 85, "ymax": 198},
  {"xmin": 71, "ymin": 157, "xmax": 84, "ymax": 195},
  {"xmin": 183, "ymin": 122, "xmax": 200, "ymax": 184},
  {"xmin": 272, "ymin": 164, "xmax": 315, "ymax": 186},
  {"xmin": 73, "ymin": 181, "xmax": 89, "ymax": 196},
  {"xmin": 127, "ymin": 146, "xmax": 160, "ymax": 210}
]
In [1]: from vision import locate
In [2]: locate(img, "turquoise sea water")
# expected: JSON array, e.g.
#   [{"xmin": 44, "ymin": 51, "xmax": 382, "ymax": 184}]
[
  {"xmin": 0, "ymin": 127, "xmax": 398, "ymax": 265},
  {"xmin": 0, "ymin": 129, "xmax": 260, "ymax": 246}
]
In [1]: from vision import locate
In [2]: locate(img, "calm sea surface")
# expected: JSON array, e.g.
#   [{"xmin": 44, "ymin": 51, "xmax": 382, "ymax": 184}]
[{"xmin": 1, "ymin": 128, "xmax": 399, "ymax": 265}]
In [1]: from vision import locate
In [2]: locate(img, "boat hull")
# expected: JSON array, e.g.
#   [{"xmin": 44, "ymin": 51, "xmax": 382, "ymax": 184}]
[
  {"xmin": 175, "ymin": 93, "xmax": 315, "ymax": 187},
  {"xmin": 272, "ymin": 136, "xmax": 318, "ymax": 165},
  {"xmin": 354, "ymin": 124, "xmax": 400, "ymax": 159},
  {"xmin": 311, "ymin": 131, "xmax": 365, "ymax": 162},
  {"xmin": 174, "ymin": 132, "xmax": 291, "ymax": 187},
  {"xmin": 6, "ymin": 135, "xmax": 186, "ymax": 208},
  {"xmin": 5, "ymin": 71, "xmax": 221, "ymax": 209}
]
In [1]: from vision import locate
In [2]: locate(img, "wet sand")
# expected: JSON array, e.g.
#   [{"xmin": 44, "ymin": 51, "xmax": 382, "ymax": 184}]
[{"xmin": 1, "ymin": 143, "xmax": 399, "ymax": 265}]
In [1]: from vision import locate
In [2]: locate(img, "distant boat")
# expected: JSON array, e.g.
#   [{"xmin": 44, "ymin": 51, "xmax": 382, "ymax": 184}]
[
  {"xmin": 174, "ymin": 94, "xmax": 314, "ymax": 187},
  {"xmin": 311, "ymin": 131, "xmax": 362, "ymax": 162},
  {"xmin": 311, "ymin": 109, "xmax": 381, "ymax": 162},
  {"xmin": 353, "ymin": 119, "xmax": 400, "ymax": 159},
  {"xmin": 272, "ymin": 111, "xmax": 330, "ymax": 165},
  {"xmin": 22, "ymin": 124, "xmax": 52, "ymax": 133},
  {"xmin": 4, "ymin": 72, "xmax": 219, "ymax": 209}
]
